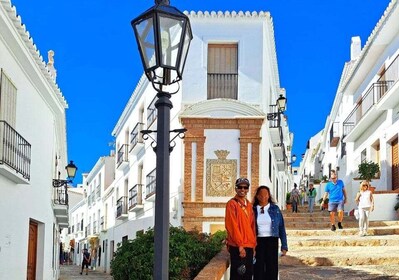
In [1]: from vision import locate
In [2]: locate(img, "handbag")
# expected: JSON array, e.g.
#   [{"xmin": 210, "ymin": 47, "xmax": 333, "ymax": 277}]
[{"xmin": 354, "ymin": 209, "xmax": 359, "ymax": 220}]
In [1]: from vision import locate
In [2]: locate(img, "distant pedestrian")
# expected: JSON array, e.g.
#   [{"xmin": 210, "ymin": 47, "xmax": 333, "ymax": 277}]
[
  {"xmin": 321, "ymin": 170, "xmax": 347, "ymax": 231},
  {"xmin": 290, "ymin": 184, "xmax": 300, "ymax": 213},
  {"xmin": 80, "ymin": 248, "xmax": 91, "ymax": 275},
  {"xmin": 355, "ymin": 180, "xmax": 374, "ymax": 236},
  {"xmin": 300, "ymin": 188, "xmax": 306, "ymax": 207},
  {"xmin": 225, "ymin": 177, "xmax": 256, "ymax": 280},
  {"xmin": 253, "ymin": 185, "xmax": 288, "ymax": 280},
  {"xmin": 307, "ymin": 183, "xmax": 317, "ymax": 213}
]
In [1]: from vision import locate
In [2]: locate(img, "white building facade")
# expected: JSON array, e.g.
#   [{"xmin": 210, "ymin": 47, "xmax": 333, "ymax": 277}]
[
  {"xmin": 298, "ymin": 0, "xmax": 399, "ymax": 220},
  {"xmin": 0, "ymin": 0, "xmax": 72, "ymax": 279}
]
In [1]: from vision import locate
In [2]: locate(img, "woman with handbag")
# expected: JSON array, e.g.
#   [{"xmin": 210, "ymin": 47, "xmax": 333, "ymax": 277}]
[{"xmin": 355, "ymin": 181, "xmax": 374, "ymax": 236}]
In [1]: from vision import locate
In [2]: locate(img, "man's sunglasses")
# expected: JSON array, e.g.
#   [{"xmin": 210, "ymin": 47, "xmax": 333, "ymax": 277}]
[{"xmin": 236, "ymin": 186, "xmax": 249, "ymax": 190}]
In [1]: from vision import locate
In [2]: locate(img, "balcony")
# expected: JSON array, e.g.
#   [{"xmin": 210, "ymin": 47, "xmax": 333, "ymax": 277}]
[
  {"xmin": 329, "ymin": 122, "xmax": 340, "ymax": 147},
  {"xmin": 207, "ymin": 73, "xmax": 238, "ymax": 99},
  {"xmin": 116, "ymin": 144, "xmax": 129, "ymax": 169},
  {"xmin": 0, "ymin": 120, "xmax": 31, "ymax": 184},
  {"xmin": 376, "ymin": 55, "xmax": 399, "ymax": 110},
  {"xmin": 343, "ymin": 81, "xmax": 393, "ymax": 142},
  {"xmin": 53, "ymin": 183, "xmax": 68, "ymax": 228},
  {"xmin": 146, "ymin": 169, "xmax": 156, "ymax": 201},
  {"xmin": 116, "ymin": 196, "xmax": 128, "ymax": 219},
  {"xmin": 129, "ymin": 122, "xmax": 145, "ymax": 154},
  {"xmin": 267, "ymin": 105, "xmax": 283, "ymax": 146},
  {"xmin": 147, "ymin": 97, "xmax": 157, "ymax": 128},
  {"xmin": 129, "ymin": 184, "xmax": 144, "ymax": 211},
  {"xmin": 100, "ymin": 216, "xmax": 107, "ymax": 232}
]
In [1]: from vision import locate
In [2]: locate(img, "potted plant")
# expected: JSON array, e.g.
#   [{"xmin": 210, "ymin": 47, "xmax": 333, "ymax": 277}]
[
  {"xmin": 358, "ymin": 160, "xmax": 380, "ymax": 192},
  {"xmin": 286, "ymin": 192, "xmax": 292, "ymax": 210},
  {"xmin": 322, "ymin": 175, "xmax": 328, "ymax": 182},
  {"xmin": 313, "ymin": 178, "xmax": 321, "ymax": 184},
  {"xmin": 394, "ymin": 194, "xmax": 399, "ymax": 216}
]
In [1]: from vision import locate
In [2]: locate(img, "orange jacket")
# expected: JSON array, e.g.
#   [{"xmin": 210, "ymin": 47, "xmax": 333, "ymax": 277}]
[{"xmin": 225, "ymin": 196, "xmax": 256, "ymax": 248}]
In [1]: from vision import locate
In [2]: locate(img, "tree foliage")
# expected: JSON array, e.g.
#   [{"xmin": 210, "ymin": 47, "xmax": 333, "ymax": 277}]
[
  {"xmin": 358, "ymin": 161, "xmax": 380, "ymax": 182},
  {"xmin": 110, "ymin": 227, "xmax": 226, "ymax": 280}
]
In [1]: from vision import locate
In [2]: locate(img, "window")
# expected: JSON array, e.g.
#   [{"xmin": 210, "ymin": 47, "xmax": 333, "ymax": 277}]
[
  {"xmin": 361, "ymin": 149, "xmax": 367, "ymax": 163},
  {"xmin": 0, "ymin": 69, "xmax": 17, "ymax": 127},
  {"xmin": 207, "ymin": 44, "xmax": 238, "ymax": 99}
]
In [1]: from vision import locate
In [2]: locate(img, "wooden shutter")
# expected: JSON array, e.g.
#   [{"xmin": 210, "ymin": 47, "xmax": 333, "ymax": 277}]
[
  {"xmin": 392, "ymin": 138, "xmax": 399, "ymax": 190},
  {"xmin": 207, "ymin": 44, "xmax": 238, "ymax": 99},
  {"xmin": 0, "ymin": 69, "xmax": 17, "ymax": 127}
]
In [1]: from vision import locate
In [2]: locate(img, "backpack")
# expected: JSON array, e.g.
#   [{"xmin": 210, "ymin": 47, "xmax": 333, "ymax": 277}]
[{"xmin": 291, "ymin": 189, "xmax": 300, "ymax": 202}]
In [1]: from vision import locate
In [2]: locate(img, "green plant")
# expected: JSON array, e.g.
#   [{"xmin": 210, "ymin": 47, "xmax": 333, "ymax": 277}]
[
  {"xmin": 322, "ymin": 175, "xmax": 328, "ymax": 182},
  {"xmin": 313, "ymin": 179, "xmax": 321, "ymax": 184},
  {"xmin": 286, "ymin": 192, "xmax": 291, "ymax": 204},
  {"xmin": 358, "ymin": 160, "xmax": 380, "ymax": 182},
  {"xmin": 110, "ymin": 227, "xmax": 227, "ymax": 280}
]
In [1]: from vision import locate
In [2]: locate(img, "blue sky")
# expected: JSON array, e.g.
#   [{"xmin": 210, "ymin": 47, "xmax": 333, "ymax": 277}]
[{"xmin": 11, "ymin": 0, "xmax": 391, "ymax": 184}]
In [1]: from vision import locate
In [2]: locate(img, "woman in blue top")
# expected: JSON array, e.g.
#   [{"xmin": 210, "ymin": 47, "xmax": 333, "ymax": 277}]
[{"xmin": 253, "ymin": 185, "xmax": 288, "ymax": 280}]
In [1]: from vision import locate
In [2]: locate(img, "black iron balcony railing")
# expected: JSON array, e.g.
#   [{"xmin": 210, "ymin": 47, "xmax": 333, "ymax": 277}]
[
  {"xmin": 129, "ymin": 183, "xmax": 143, "ymax": 209},
  {"xmin": 267, "ymin": 105, "xmax": 281, "ymax": 128},
  {"xmin": 146, "ymin": 169, "xmax": 156, "ymax": 198},
  {"xmin": 54, "ymin": 185, "xmax": 68, "ymax": 205},
  {"xmin": 116, "ymin": 144, "xmax": 129, "ymax": 167},
  {"xmin": 343, "ymin": 81, "xmax": 394, "ymax": 137},
  {"xmin": 130, "ymin": 122, "xmax": 144, "ymax": 152},
  {"xmin": 147, "ymin": 97, "xmax": 157, "ymax": 127},
  {"xmin": 378, "ymin": 53, "xmax": 399, "ymax": 90},
  {"xmin": 116, "ymin": 196, "xmax": 128, "ymax": 218},
  {"xmin": 207, "ymin": 73, "xmax": 238, "ymax": 99},
  {"xmin": 329, "ymin": 122, "xmax": 340, "ymax": 147},
  {"xmin": 0, "ymin": 120, "xmax": 31, "ymax": 180}
]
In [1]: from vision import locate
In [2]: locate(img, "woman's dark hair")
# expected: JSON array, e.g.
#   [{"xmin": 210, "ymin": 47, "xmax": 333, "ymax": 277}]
[{"xmin": 253, "ymin": 185, "xmax": 275, "ymax": 206}]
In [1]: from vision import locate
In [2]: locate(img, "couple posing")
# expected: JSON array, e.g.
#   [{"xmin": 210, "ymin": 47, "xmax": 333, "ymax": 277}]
[{"xmin": 225, "ymin": 177, "xmax": 288, "ymax": 280}]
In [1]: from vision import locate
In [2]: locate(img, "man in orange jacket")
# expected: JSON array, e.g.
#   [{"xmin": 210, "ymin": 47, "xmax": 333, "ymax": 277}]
[{"xmin": 225, "ymin": 177, "xmax": 257, "ymax": 280}]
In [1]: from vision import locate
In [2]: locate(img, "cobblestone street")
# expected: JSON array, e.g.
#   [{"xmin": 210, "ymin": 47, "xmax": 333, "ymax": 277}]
[{"xmin": 59, "ymin": 265, "xmax": 113, "ymax": 280}]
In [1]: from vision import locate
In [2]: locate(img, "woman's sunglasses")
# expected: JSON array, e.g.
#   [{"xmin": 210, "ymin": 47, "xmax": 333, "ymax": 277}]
[{"xmin": 236, "ymin": 186, "xmax": 249, "ymax": 190}]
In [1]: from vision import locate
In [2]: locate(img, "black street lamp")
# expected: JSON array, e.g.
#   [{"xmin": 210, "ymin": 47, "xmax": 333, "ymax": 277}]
[
  {"xmin": 267, "ymin": 94, "xmax": 287, "ymax": 121},
  {"xmin": 131, "ymin": 1, "xmax": 192, "ymax": 279},
  {"xmin": 52, "ymin": 161, "xmax": 78, "ymax": 205}
]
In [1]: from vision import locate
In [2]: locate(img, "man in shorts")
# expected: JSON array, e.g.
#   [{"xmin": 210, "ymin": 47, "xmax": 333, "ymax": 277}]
[{"xmin": 321, "ymin": 170, "xmax": 347, "ymax": 231}]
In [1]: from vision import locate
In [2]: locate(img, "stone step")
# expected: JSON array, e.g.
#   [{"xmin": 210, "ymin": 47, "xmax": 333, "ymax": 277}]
[
  {"xmin": 283, "ymin": 245, "xmax": 399, "ymax": 266},
  {"xmin": 289, "ymin": 234, "xmax": 399, "ymax": 247},
  {"xmin": 285, "ymin": 220, "xmax": 399, "ymax": 230},
  {"xmin": 287, "ymin": 226, "xmax": 399, "ymax": 236}
]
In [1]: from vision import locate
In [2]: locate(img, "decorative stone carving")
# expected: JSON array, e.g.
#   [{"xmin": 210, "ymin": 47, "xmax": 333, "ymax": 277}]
[{"xmin": 206, "ymin": 150, "xmax": 237, "ymax": 196}]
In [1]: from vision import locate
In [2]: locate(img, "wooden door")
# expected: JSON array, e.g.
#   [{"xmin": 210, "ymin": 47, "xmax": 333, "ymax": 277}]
[
  {"xmin": 392, "ymin": 138, "xmax": 399, "ymax": 190},
  {"xmin": 27, "ymin": 221, "xmax": 38, "ymax": 280}
]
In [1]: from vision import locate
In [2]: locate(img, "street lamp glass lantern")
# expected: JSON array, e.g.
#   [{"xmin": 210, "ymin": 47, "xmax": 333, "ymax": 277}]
[
  {"xmin": 131, "ymin": 3, "xmax": 193, "ymax": 86},
  {"xmin": 276, "ymin": 94, "xmax": 287, "ymax": 112},
  {"xmin": 65, "ymin": 161, "xmax": 77, "ymax": 179}
]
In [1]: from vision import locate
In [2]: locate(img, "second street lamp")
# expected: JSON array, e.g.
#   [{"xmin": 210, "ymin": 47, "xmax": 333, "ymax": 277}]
[{"xmin": 131, "ymin": 1, "xmax": 192, "ymax": 279}]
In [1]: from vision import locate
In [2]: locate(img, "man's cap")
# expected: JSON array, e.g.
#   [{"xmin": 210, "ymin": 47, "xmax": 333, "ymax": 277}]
[{"xmin": 235, "ymin": 177, "xmax": 250, "ymax": 187}]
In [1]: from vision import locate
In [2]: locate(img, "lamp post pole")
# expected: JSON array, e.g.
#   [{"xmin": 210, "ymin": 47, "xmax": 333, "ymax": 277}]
[
  {"xmin": 131, "ymin": 0, "xmax": 192, "ymax": 278},
  {"xmin": 154, "ymin": 89, "xmax": 172, "ymax": 279}
]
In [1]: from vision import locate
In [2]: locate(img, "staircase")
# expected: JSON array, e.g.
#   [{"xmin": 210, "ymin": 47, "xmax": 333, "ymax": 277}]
[{"xmin": 280, "ymin": 205, "xmax": 399, "ymax": 279}]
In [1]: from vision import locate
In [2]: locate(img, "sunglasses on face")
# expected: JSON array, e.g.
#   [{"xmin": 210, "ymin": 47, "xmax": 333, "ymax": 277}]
[
  {"xmin": 260, "ymin": 207, "xmax": 265, "ymax": 214},
  {"xmin": 236, "ymin": 186, "xmax": 249, "ymax": 190}
]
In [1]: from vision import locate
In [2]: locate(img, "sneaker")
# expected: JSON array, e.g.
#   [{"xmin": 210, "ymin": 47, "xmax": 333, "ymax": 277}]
[
  {"xmin": 331, "ymin": 224, "xmax": 336, "ymax": 231},
  {"xmin": 338, "ymin": 222, "xmax": 343, "ymax": 229}
]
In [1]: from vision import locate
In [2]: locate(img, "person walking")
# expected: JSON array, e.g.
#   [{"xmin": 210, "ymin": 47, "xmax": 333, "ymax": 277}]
[
  {"xmin": 225, "ymin": 177, "xmax": 257, "ymax": 280},
  {"xmin": 321, "ymin": 170, "xmax": 347, "ymax": 231},
  {"xmin": 253, "ymin": 186, "xmax": 288, "ymax": 280},
  {"xmin": 307, "ymin": 183, "xmax": 317, "ymax": 213},
  {"xmin": 355, "ymin": 180, "xmax": 374, "ymax": 236},
  {"xmin": 80, "ymin": 248, "xmax": 91, "ymax": 275},
  {"xmin": 290, "ymin": 183, "xmax": 300, "ymax": 213}
]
